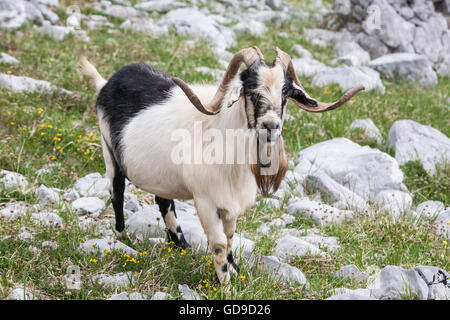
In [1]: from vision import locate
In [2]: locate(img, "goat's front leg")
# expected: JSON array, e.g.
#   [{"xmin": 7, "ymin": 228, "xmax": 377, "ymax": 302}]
[
  {"xmin": 195, "ymin": 198, "xmax": 229, "ymax": 285},
  {"xmin": 219, "ymin": 209, "xmax": 240, "ymax": 274}
]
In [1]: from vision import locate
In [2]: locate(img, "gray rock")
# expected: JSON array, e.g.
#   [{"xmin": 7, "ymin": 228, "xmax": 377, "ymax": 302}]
[
  {"xmin": 416, "ymin": 201, "xmax": 445, "ymax": 219},
  {"xmin": 291, "ymin": 44, "xmax": 313, "ymax": 59},
  {"xmin": 274, "ymin": 235, "xmax": 325, "ymax": 261},
  {"xmin": 232, "ymin": 20, "xmax": 267, "ymax": 37},
  {"xmin": 333, "ymin": 0, "xmax": 351, "ymax": 16},
  {"xmin": 80, "ymin": 238, "xmax": 137, "ymax": 257},
  {"xmin": 62, "ymin": 188, "xmax": 80, "ymax": 201},
  {"xmin": 0, "ymin": 0, "xmax": 27, "ymax": 30},
  {"xmin": 388, "ymin": 120, "xmax": 450, "ymax": 175},
  {"xmin": 292, "ymin": 57, "xmax": 327, "ymax": 78},
  {"xmin": 0, "ymin": 169, "xmax": 28, "ymax": 191},
  {"xmin": 194, "ymin": 66, "xmax": 225, "ymax": 81},
  {"xmin": 107, "ymin": 292, "xmax": 147, "ymax": 300},
  {"xmin": 135, "ymin": 0, "xmax": 187, "ymax": 12},
  {"xmin": 41, "ymin": 240, "xmax": 58, "ymax": 250},
  {"xmin": 298, "ymin": 234, "xmax": 340, "ymax": 252},
  {"xmin": 433, "ymin": 209, "xmax": 449, "ymax": 239},
  {"xmin": 31, "ymin": 211, "xmax": 62, "ymax": 227},
  {"xmin": 36, "ymin": 22, "xmax": 89, "ymax": 42},
  {"xmin": 97, "ymin": 4, "xmax": 147, "ymax": 19},
  {"xmin": 312, "ymin": 65, "xmax": 385, "ymax": 93},
  {"xmin": 257, "ymin": 255, "xmax": 309, "ymax": 286},
  {"xmin": 7, "ymin": 287, "xmax": 35, "ymax": 300},
  {"xmin": 18, "ymin": 229, "xmax": 33, "ymax": 241},
  {"xmin": 295, "ymin": 138, "xmax": 407, "ymax": 200},
  {"xmin": 303, "ymin": 28, "xmax": 353, "ymax": 48},
  {"xmin": 74, "ymin": 173, "xmax": 110, "ymax": 199},
  {"xmin": 72, "ymin": 197, "xmax": 105, "ymax": 218},
  {"xmin": 333, "ymin": 41, "xmax": 371, "ymax": 67},
  {"xmin": 369, "ymin": 265, "xmax": 429, "ymax": 300},
  {"xmin": 0, "ymin": 52, "xmax": 19, "ymax": 64},
  {"xmin": 327, "ymin": 293, "xmax": 377, "ymax": 300},
  {"xmin": 375, "ymin": 190, "xmax": 413, "ymax": 218},
  {"xmin": 0, "ymin": 202, "xmax": 29, "ymax": 219},
  {"xmin": 120, "ymin": 18, "xmax": 169, "ymax": 37},
  {"xmin": 334, "ymin": 264, "xmax": 369, "ymax": 282},
  {"xmin": 151, "ymin": 292, "xmax": 173, "ymax": 300},
  {"xmin": 37, "ymin": 184, "xmax": 60, "ymax": 205},
  {"xmin": 92, "ymin": 272, "xmax": 134, "ymax": 289},
  {"xmin": 305, "ymin": 172, "xmax": 369, "ymax": 212},
  {"xmin": 125, "ymin": 204, "xmax": 166, "ymax": 239},
  {"xmin": 348, "ymin": 118, "xmax": 383, "ymax": 144},
  {"xmin": 0, "ymin": 73, "xmax": 75, "ymax": 96},
  {"xmin": 288, "ymin": 198, "xmax": 354, "ymax": 226},
  {"xmin": 179, "ymin": 284, "xmax": 202, "ymax": 300},
  {"xmin": 369, "ymin": 53, "xmax": 437, "ymax": 87},
  {"xmin": 85, "ymin": 14, "xmax": 114, "ymax": 30}
]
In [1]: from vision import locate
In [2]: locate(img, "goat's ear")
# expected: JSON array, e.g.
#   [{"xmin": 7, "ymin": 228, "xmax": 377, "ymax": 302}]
[
  {"xmin": 288, "ymin": 83, "xmax": 319, "ymax": 109},
  {"xmin": 223, "ymin": 75, "xmax": 244, "ymax": 108}
]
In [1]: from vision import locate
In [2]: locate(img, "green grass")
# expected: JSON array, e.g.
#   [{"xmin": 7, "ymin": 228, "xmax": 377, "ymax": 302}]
[{"xmin": 0, "ymin": 0, "xmax": 449, "ymax": 300}]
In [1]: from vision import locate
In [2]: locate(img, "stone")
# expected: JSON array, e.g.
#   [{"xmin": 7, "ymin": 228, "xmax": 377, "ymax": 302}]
[
  {"xmin": 326, "ymin": 293, "xmax": 377, "ymax": 300},
  {"xmin": 151, "ymin": 292, "xmax": 173, "ymax": 300},
  {"xmin": 72, "ymin": 197, "xmax": 105, "ymax": 218},
  {"xmin": 0, "ymin": 0, "xmax": 27, "ymax": 30},
  {"xmin": 0, "ymin": 169, "xmax": 28, "ymax": 191},
  {"xmin": 334, "ymin": 264, "xmax": 369, "ymax": 282},
  {"xmin": 0, "ymin": 73, "xmax": 75, "ymax": 96},
  {"xmin": 291, "ymin": 44, "xmax": 313, "ymax": 59},
  {"xmin": 85, "ymin": 15, "xmax": 114, "ymax": 30},
  {"xmin": 433, "ymin": 209, "xmax": 449, "ymax": 239},
  {"xmin": 233, "ymin": 20, "xmax": 267, "ymax": 37},
  {"xmin": 36, "ymin": 22, "xmax": 89, "ymax": 42},
  {"xmin": 388, "ymin": 120, "xmax": 450, "ymax": 175},
  {"xmin": 41, "ymin": 241, "xmax": 58, "ymax": 250},
  {"xmin": 312, "ymin": 65, "xmax": 385, "ymax": 94},
  {"xmin": 333, "ymin": 41, "xmax": 371, "ymax": 67},
  {"xmin": 274, "ymin": 235, "xmax": 325, "ymax": 261},
  {"xmin": 369, "ymin": 53, "xmax": 437, "ymax": 87},
  {"xmin": 125, "ymin": 204, "xmax": 166, "ymax": 239},
  {"xmin": 333, "ymin": 0, "xmax": 351, "ymax": 16},
  {"xmin": 98, "ymin": 4, "xmax": 147, "ymax": 19},
  {"xmin": 416, "ymin": 201, "xmax": 445, "ymax": 219},
  {"xmin": 0, "ymin": 52, "xmax": 19, "ymax": 64},
  {"xmin": 303, "ymin": 28, "xmax": 353, "ymax": 48},
  {"xmin": 288, "ymin": 198, "xmax": 354, "ymax": 226},
  {"xmin": 257, "ymin": 255, "xmax": 309, "ymax": 286},
  {"xmin": 92, "ymin": 272, "xmax": 134, "ymax": 289},
  {"xmin": 298, "ymin": 234, "xmax": 340, "ymax": 252},
  {"xmin": 179, "ymin": 284, "xmax": 201, "ymax": 300},
  {"xmin": 305, "ymin": 172, "xmax": 369, "ymax": 212},
  {"xmin": 120, "ymin": 18, "xmax": 169, "ymax": 37},
  {"xmin": 135, "ymin": 1, "xmax": 187, "ymax": 12},
  {"xmin": 31, "ymin": 211, "xmax": 63, "ymax": 227},
  {"xmin": 348, "ymin": 118, "xmax": 383, "ymax": 144},
  {"xmin": 80, "ymin": 238, "xmax": 137, "ymax": 257},
  {"xmin": 7, "ymin": 287, "xmax": 35, "ymax": 300},
  {"xmin": 37, "ymin": 184, "xmax": 60, "ymax": 205},
  {"xmin": 368, "ymin": 265, "xmax": 428, "ymax": 300},
  {"xmin": 414, "ymin": 266, "xmax": 450, "ymax": 300},
  {"xmin": 292, "ymin": 57, "xmax": 327, "ymax": 78},
  {"xmin": 62, "ymin": 188, "xmax": 80, "ymax": 201},
  {"xmin": 295, "ymin": 138, "xmax": 407, "ymax": 200},
  {"xmin": 375, "ymin": 190, "xmax": 413, "ymax": 218},
  {"xmin": 107, "ymin": 292, "xmax": 147, "ymax": 300},
  {"xmin": 194, "ymin": 66, "xmax": 225, "ymax": 81},
  {"xmin": 74, "ymin": 173, "xmax": 110, "ymax": 198},
  {"xmin": 0, "ymin": 202, "xmax": 29, "ymax": 219},
  {"xmin": 18, "ymin": 229, "xmax": 33, "ymax": 241}
]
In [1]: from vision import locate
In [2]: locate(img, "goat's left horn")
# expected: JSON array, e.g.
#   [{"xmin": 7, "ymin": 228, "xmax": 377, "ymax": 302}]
[
  {"xmin": 173, "ymin": 46, "xmax": 264, "ymax": 115},
  {"xmin": 275, "ymin": 47, "xmax": 364, "ymax": 113}
]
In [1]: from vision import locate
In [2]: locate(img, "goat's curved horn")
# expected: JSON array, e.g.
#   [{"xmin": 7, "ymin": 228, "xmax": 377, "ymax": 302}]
[
  {"xmin": 172, "ymin": 46, "xmax": 264, "ymax": 115},
  {"xmin": 275, "ymin": 47, "xmax": 365, "ymax": 113}
]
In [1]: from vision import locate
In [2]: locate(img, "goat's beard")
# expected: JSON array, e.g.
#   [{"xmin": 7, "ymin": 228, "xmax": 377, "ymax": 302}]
[{"xmin": 250, "ymin": 136, "xmax": 288, "ymax": 196}]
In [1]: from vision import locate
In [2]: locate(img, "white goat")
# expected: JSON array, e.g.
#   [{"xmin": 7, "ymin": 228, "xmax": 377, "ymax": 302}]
[{"xmin": 80, "ymin": 46, "xmax": 363, "ymax": 284}]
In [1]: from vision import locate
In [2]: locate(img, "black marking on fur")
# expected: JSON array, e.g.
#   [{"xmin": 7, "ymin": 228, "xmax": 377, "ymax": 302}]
[
  {"xmin": 227, "ymin": 251, "xmax": 240, "ymax": 274},
  {"xmin": 111, "ymin": 159, "xmax": 126, "ymax": 232},
  {"xmin": 221, "ymin": 263, "xmax": 228, "ymax": 273},
  {"xmin": 97, "ymin": 63, "xmax": 175, "ymax": 166},
  {"xmin": 284, "ymin": 73, "xmax": 317, "ymax": 108},
  {"xmin": 155, "ymin": 196, "xmax": 189, "ymax": 249}
]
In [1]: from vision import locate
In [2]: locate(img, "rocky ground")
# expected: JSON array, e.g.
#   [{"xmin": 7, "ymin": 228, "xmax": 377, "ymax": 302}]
[{"xmin": 0, "ymin": 0, "xmax": 449, "ymax": 300}]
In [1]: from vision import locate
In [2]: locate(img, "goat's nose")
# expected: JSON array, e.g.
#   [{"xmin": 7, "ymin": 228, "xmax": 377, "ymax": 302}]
[{"xmin": 262, "ymin": 121, "xmax": 280, "ymax": 131}]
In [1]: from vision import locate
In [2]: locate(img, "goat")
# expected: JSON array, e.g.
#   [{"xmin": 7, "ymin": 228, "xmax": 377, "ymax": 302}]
[{"xmin": 80, "ymin": 47, "xmax": 364, "ymax": 285}]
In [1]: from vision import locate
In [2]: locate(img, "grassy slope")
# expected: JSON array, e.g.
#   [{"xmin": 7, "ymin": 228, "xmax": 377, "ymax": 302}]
[{"xmin": 0, "ymin": 1, "xmax": 448, "ymax": 300}]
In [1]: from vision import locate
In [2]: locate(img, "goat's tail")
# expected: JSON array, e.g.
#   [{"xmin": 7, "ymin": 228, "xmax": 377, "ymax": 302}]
[{"xmin": 79, "ymin": 56, "xmax": 107, "ymax": 94}]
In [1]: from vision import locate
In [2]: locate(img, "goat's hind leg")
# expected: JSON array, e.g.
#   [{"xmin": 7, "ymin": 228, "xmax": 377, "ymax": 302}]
[{"xmin": 155, "ymin": 196, "xmax": 189, "ymax": 249}]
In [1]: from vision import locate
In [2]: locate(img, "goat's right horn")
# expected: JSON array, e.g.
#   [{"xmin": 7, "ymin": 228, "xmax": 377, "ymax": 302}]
[{"xmin": 172, "ymin": 46, "xmax": 264, "ymax": 115}]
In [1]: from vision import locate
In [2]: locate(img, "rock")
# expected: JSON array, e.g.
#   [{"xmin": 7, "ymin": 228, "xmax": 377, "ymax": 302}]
[
  {"xmin": 179, "ymin": 284, "xmax": 201, "ymax": 300},
  {"xmin": 257, "ymin": 255, "xmax": 309, "ymax": 286},
  {"xmin": 333, "ymin": 0, "xmax": 351, "ymax": 16},
  {"xmin": 233, "ymin": 20, "xmax": 267, "ymax": 37},
  {"xmin": 120, "ymin": 18, "xmax": 169, "ymax": 37},
  {"xmin": 18, "ymin": 229, "xmax": 33, "ymax": 241},
  {"xmin": 334, "ymin": 264, "xmax": 369, "ymax": 282},
  {"xmin": 31, "ymin": 211, "xmax": 63, "ymax": 227},
  {"xmin": 295, "ymin": 138, "xmax": 407, "ymax": 200},
  {"xmin": 274, "ymin": 235, "xmax": 325, "ymax": 261},
  {"xmin": 74, "ymin": 173, "xmax": 110, "ymax": 199},
  {"xmin": 298, "ymin": 234, "xmax": 340, "ymax": 252},
  {"xmin": 85, "ymin": 15, "xmax": 114, "ymax": 30},
  {"xmin": 41, "ymin": 241, "xmax": 58, "ymax": 250},
  {"xmin": 0, "ymin": 52, "xmax": 19, "ymax": 64},
  {"xmin": 0, "ymin": 73, "xmax": 75, "ymax": 96},
  {"xmin": 0, "ymin": 202, "xmax": 29, "ymax": 219},
  {"xmin": 388, "ymin": 120, "xmax": 450, "ymax": 175},
  {"xmin": 7, "ymin": 287, "xmax": 35, "ymax": 300},
  {"xmin": 92, "ymin": 272, "xmax": 134, "ymax": 289},
  {"xmin": 291, "ymin": 44, "xmax": 313, "ymax": 59},
  {"xmin": 414, "ymin": 266, "xmax": 450, "ymax": 300},
  {"xmin": 124, "ymin": 192, "xmax": 140, "ymax": 213},
  {"xmin": 62, "ymin": 188, "xmax": 80, "ymax": 201},
  {"xmin": 288, "ymin": 198, "xmax": 354, "ymax": 226},
  {"xmin": 416, "ymin": 201, "xmax": 445, "ymax": 219},
  {"xmin": 160, "ymin": 8, "xmax": 235, "ymax": 52},
  {"xmin": 97, "ymin": 4, "xmax": 147, "ymax": 19},
  {"xmin": 232, "ymin": 233, "xmax": 256, "ymax": 258},
  {"xmin": 326, "ymin": 293, "xmax": 377, "ymax": 300},
  {"xmin": 80, "ymin": 238, "xmax": 137, "ymax": 257},
  {"xmin": 72, "ymin": 197, "xmax": 105, "ymax": 218},
  {"xmin": 369, "ymin": 53, "xmax": 437, "ymax": 87},
  {"xmin": 36, "ymin": 22, "xmax": 89, "ymax": 42},
  {"xmin": 37, "ymin": 184, "xmax": 60, "ymax": 205},
  {"xmin": 375, "ymin": 190, "xmax": 413, "ymax": 218},
  {"xmin": 194, "ymin": 66, "xmax": 225, "ymax": 81},
  {"xmin": 303, "ymin": 28, "xmax": 353, "ymax": 48},
  {"xmin": 292, "ymin": 57, "xmax": 327, "ymax": 78},
  {"xmin": 312, "ymin": 65, "xmax": 385, "ymax": 94},
  {"xmin": 135, "ymin": 0, "xmax": 187, "ymax": 12},
  {"xmin": 305, "ymin": 172, "xmax": 369, "ymax": 212},
  {"xmin": 125, "ymin": 204, "xmax": 166, "ymax": 239},
  {"xmin": 348, "ymin": 118, "xmax": 383, "ymax": 144},
  {"xmin": 107, "ymin": 292, "xmax": 147, "ymax": 300},
  {"xmin": 0, "ymin": 0, "xmax": 27, "ymax": 30},
  {"xmin": 369, "ymin": 265, "xmax": 428, "ymax": 300},
  {"xmin": 0, "ymin": 169, "xmax": 28, "ymax": 191},
  {"xmin": 151, "ymin": 292, "xmax": 173, "ymax": 300},
  {"xmin": 261, "ymin": 197, "xmax": 281, "ymax": 209},
  {"xmin": 333, "ymin": 41, "xmax": 371, "ymax": 67}
]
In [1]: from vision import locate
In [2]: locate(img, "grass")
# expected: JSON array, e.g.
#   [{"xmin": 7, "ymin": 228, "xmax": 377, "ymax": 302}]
[{"xmin": 0, "ymin": 0, "xmax": 449, "ymax": 300}]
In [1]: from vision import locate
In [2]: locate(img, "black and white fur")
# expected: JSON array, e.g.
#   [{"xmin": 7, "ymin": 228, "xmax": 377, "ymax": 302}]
[{"xmin": 80, "ymin": 57, "xmax": 305, "ymax": 285}]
